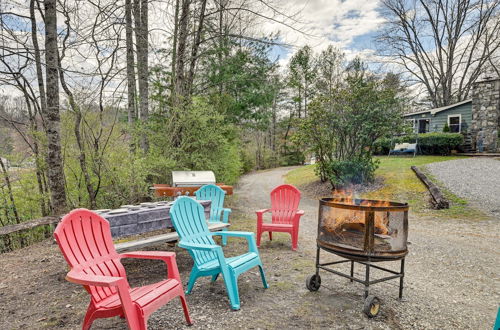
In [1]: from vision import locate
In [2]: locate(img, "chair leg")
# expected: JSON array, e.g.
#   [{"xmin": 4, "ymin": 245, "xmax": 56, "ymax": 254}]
[
  {"xmin": 179, "ymin": 294, "xmax": 193, "ymax": 325},
  {"xmin": 211, "ymin": 273, "xmax": 219, "ymax": 282},
  {"xmin": 186, "ymin": 269, "xmax": 199, "ymax": 294},
  {"xmin": 222, "ymin": 227, "xmax": 228, "ymax": 246},
  {"xmin": 256, "ymin": 227, "xmax": 262, "ymax": 247},
  {"xmin": 268, "ymin": 232, "xmax": 272, "ymax": 241},
  {"xmin": 258, "ymin": 264, "xmax": 269, "ymax": 289},
  {"xmin": 291, "ymin": 229, "xmax": 299, "ymax": 251},
  {"xmin": 82, "ymin": 305, "xmax": 96, "ymax": 330},
  {"xmin": 221, "ymin": 268, "xmax": 240, "ymax": 310},
  {"xmin": 121, "ymin": 314, "xmax": 147, "ymax": 330}
]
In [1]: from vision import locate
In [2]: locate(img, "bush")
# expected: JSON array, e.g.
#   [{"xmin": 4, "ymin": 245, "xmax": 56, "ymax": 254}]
[
  {"xmin": 442, "ymin": 123, "xmax": 450, "ymax": 132},
  {"xmin": 147, "ymin": 97, "xmax": 243, "ymax": 185},
  {"xmin": 373, "ymin": 133, "xmax": 463, "ymax": 155},
  {"xmin": 417, "ymin": 132, "xmax": 463, "ymax": 155},
  {"xmin": 319, "ymin": 156, "xmax": 379, "ymax": 188}
]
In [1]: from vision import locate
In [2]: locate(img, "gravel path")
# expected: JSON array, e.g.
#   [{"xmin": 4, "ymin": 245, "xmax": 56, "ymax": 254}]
[{"xmin": 425, "ymin": 158, "xmax": 500, "ymax": 216}]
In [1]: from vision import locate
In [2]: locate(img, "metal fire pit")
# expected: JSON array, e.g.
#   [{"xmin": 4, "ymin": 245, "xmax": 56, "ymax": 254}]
[{"xmin": 306, "ymin": 197, "xmax": 409, "ymax": 317}]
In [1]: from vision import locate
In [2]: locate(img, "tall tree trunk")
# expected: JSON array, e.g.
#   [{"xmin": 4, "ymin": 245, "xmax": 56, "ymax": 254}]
[
  {"xmin": 185, "ymin": 0, "xmax": 207, "ymax": 97},
  {"xmin": 125, "ymin": 0, "xmax": 137, "ymax": 130},
  {"xmin": 30, "ymin": 0, "xmax": 47, "ymax": 129},
  {"xmin": 171, "ymin": 0, "xmax": 180, "ymax": 99},
  {"xmin": 135, "ymin": 0, "xmax": 149, "ymax": 152},
  {"xmin": 174, "ymin": 0, "xmax": 191, "ymax": 105},
  {"xmin": 44, "ymin": 0, "xmax": 67, "ymax": 214}
]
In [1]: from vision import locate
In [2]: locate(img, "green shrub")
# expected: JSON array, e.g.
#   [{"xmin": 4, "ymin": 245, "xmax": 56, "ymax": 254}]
[
  {"xmin": 320, "ymin": 156, "xmax": 379, "ymax": 188},
  {"xmin": 373, "ymin": 133, "xmax": 463, "ymax": 155},
  {"xmin": 442, "ymin": 123, "xmax": 450, "ymax": 132},
  {"xmin": 417, "ymin": 132, "xmax": 463, "ymax": 155}
]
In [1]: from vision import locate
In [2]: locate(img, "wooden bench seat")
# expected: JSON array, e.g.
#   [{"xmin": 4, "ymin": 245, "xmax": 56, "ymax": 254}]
[{"xmin": 115, "ymin": 222, "xmax": 230, "ymax": 252}]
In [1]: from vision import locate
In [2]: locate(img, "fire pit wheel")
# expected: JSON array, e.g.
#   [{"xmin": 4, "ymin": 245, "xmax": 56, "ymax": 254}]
[
  {"xmin": 306, "ymin": 274, "xmax": 321, "ymax": 292},
  {"xmin": 363, "ymin": 295, "xmax": 380, "ymax": 318}
]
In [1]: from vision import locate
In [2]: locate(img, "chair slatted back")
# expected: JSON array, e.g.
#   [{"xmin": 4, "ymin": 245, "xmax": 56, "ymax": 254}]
[
  {"xmin": 270, "ymin": 184, "xmax": 301, "ymax": 224},
  {"xmin": 195, "ymin": 184, "xmax": 226, "ymax": 223},
  {"xmin": 170, "ymin": 197, "xmax": 217, "ymax": 265},
  {"xmin": 54, "ymin": 209, "xmax": 127, "ymax": 303}
]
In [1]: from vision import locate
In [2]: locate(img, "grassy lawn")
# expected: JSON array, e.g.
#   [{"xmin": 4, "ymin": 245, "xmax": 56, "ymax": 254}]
[{"xmin": 285, "ymin": 156, "xmax": 487, "ymax": 219}]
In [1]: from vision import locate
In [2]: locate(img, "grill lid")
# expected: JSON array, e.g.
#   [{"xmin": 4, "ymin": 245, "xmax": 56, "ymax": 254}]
[{"xmin": 172, "ymin": 171, "xmax": 216, "ymax": 187}]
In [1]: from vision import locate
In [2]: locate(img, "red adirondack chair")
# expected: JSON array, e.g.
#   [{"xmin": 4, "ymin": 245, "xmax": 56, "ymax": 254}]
[
  {"xmin": 256, "ymin": 184, "xmax": 305, "ymax": 251},
  {"xmin": 53, "ymin": 209, "xmax": 193, "ymax": 330}
]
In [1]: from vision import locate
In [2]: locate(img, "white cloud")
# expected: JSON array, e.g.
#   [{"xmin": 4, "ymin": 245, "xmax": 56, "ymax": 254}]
[{"xmin": 259, "ymin": 0, "xmax": 385, "ymax": 63}]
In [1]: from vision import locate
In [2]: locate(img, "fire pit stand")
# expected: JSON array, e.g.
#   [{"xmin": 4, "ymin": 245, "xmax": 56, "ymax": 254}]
[{"xmin": 306, "ymin": 197, "xmax": 409, "ymax": 318}]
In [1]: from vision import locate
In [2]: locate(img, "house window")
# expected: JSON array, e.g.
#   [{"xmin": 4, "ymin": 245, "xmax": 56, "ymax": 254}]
[
  {"xmin": 448, "ymin": 115, "xmax": 461, "ymax": 133},
  {"xmin": 418, "ymin": 119, "xmax": 430, "ymax": 133}
]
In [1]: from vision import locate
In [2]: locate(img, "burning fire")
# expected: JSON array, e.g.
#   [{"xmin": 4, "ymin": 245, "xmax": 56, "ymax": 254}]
[{"xmin": 325, "ymin": 190, "xmax": 390, "ymax": 236}]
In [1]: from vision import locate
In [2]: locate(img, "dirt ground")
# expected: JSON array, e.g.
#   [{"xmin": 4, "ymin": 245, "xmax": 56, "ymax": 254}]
[{"xmin": 0, "ymin": 167, "xmax": 498, "ymax": 329}]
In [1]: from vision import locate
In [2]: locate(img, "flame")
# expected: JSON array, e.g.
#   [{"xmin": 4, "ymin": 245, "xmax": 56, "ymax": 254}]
[{"xmin": 325, "ymin": 190, "xmax": 390, "ymax": 236}]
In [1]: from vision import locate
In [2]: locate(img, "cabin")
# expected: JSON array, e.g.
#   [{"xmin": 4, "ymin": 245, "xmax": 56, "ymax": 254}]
[
  {"xmin": 403, "ymin": 99, "xmax": 472, "ymax": 134},
  {"xmin": 403, "ymin": 78, "xmax": 500, "ymax": 152}
]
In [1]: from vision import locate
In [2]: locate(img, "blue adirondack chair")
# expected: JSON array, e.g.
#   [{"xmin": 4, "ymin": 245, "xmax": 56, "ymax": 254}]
[
  {"xmin": 170, "ymin": 197, "xmax": 269, "ymax": 310},
  {"xmin": 195, "ymin": 184, "xmax": 231, "ymax": 245}
]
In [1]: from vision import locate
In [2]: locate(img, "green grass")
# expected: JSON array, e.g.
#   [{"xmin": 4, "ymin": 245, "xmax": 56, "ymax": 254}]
[
  {"xmin": 286, "ymin": 156, "xmax": 488, "ymax": 219},
  {"xmin": 283, "ymin": 164, "xmax": 318, "ymax": 186}
]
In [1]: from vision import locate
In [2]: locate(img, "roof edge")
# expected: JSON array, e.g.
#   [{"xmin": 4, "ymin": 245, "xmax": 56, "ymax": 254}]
[{"xmin": 403, "ymin": 99, "xmax": 472, "ymax": 117}]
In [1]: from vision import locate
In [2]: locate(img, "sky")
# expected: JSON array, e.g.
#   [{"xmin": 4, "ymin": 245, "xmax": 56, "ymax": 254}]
[
  {"xmin": 0, "ymin": 0, "xmax": 388, "ymax": 98},
  {"xmin": 261, "ymin": 0, "xmax": 386, "ymax": 66}
]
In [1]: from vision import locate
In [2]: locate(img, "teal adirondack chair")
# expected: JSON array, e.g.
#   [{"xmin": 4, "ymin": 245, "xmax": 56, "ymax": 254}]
[
  {"xmin": 195, "ymin": 184, "xmax": 231, "ymax": 245},
  {"xmin": 170, "ymin": 197, "xmax": 268, "ymax": 310}
]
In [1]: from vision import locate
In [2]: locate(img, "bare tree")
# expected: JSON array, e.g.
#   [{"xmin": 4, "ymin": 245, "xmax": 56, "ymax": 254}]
[
  {"xmin": 126, "ymin": 0, "xmax": 137, "ymax": 128},
  {"xmin": 44, "ymin": 0, "xmax": 67, "ymax": 213},
  {"xmin": 379, "ymin": 0, "xmax": 500, "ymax": 107},
  {"xmin": 135, "ymin": 0, "xmax": 149, "ymax": 152}
]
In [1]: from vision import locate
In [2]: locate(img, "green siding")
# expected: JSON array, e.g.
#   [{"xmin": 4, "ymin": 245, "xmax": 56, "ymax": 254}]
[{"xmin": 404, "ymin": 102, "xmax": 472, "ymax": 133}]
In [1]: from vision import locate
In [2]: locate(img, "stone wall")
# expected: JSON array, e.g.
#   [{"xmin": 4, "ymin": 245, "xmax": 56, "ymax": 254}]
[{"xmin": 471, "ymin": 78, "xmax": 500, "ymax": 152}]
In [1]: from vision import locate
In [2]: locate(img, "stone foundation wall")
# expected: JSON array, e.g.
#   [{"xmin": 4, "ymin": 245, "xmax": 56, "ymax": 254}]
[{"xmin": 471, "ymin": 78, "xmax": 500, "ymax": 152}]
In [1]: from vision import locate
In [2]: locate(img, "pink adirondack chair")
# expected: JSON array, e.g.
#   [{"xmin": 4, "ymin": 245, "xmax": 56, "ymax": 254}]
[
  {"xmin": 53, "ymin": 209, "xmax": 193, "ymax": 330},
  {"xmin": 256, "ymin": 184, "xmax": 305, "ymax": 251}
]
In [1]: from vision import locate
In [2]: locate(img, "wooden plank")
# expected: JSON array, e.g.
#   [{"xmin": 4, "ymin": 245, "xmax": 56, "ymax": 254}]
[
  {"xmin": 0, "ymin": 216, "xmax": 60, "ymax": 236},
  {"xmin": 411, "ymin": 166, "xmax": 449, "ymax": 209},
  {"xmin": 114, "ymin": 222, "xmax": 230, "ymax": 252}
]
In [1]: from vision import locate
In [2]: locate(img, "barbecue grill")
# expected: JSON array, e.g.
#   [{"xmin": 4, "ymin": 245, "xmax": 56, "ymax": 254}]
[
  {"xmin": 152, "ymin": 171, "xmax": 233, "ymax": 197},
  {"xmin": 306, "ymin": 197, "xmax": 409, "ymax": 317},
  {"xmin": 172, "ymin": 171, "xmax": 216, "ymax": 187}
]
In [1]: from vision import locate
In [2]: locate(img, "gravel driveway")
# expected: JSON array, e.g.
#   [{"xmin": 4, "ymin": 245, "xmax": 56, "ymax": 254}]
[
  {"xmin": 234, "ymin": 167, "xmax": 500, "ymax": 330},
  {"xmin": 425, "ymin": 158, "xmax": 500, "ymax": 216},
  {"xmin": 0, "ymin": 167, "xmax": 498, "ymax": 329}
]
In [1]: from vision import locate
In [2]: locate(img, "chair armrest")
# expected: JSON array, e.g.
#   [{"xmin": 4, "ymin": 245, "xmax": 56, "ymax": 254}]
[
  {"xmin": 212, "ymin": 231, "xmax": 253, "ymax": 238},
  {"xmin": 179, "ymin": 241, "xmax": 220, "ymax": 251},
  {"xmin": 66, "ymin": 270, "xmax": 125, "ymax": 287},
  {"xmin": 256, "ymin": 209, "xmax": 270, "ymax": 226},
  {"xmin": 121, "ymin": 251, "xmax": 180, "ymax": 280},
  {"xmin": 293, "ymin": 210, "xmax": 305, "ymax": 226},
  {"xmin": 68, "ymin": 270, "xmax": 140, "ymax": 328},
  {"xmin": 222, "ymin": 208, "xmax": 231, "ymax": 223},
  {"xmin": 212, "ymin": 231, "xmax": 259, "ymax": 253},
  {"xmin": 121, "ymin": 251, "xmax": 175, "ymax": 260},
  {"xmin": 256, "ymin": 209, "xmax": 270, "ymax": 215}
]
